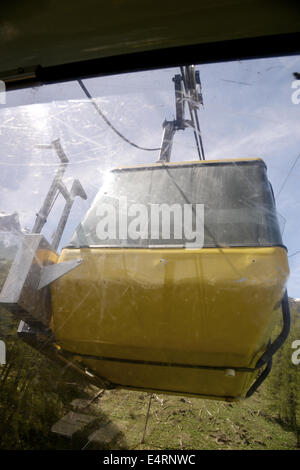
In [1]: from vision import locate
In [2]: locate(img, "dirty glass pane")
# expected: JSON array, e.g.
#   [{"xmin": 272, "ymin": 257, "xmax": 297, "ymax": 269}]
[
  {"xmin": 1, "ymin": 56, "xmax": 300, "ymax": 292},
  {"xmin": 0, "ymin": 55, "xmax": 300, "ymax": 450}
]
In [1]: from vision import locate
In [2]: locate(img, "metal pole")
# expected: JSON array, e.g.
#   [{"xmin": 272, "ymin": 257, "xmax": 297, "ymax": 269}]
[
  {"xmin": 141, "ymin": 394, "xmax": 153, "ymax": 444},
  {"xmin": 32, "ymin": 139, "xmax": 69, "ymax": 233},
  {"xmin": 157, "ymin": 120, "xmax": 176, "ymax": 162},
  {"xmin": 51, "ymin": 180, "xmax": 87, "ymax": 251}
]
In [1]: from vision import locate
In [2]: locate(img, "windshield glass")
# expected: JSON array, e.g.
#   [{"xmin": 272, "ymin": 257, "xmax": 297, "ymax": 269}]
[
  {"xmin": 1, "ymin": 56, "xmax": 300, "ymax": 291},
  {"xmin": 1, "ymin": 53, "xmax": 300, "ymax": 452}
]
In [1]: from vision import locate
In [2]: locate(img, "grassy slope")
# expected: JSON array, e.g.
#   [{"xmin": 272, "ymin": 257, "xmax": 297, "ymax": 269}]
[
  {"xmin": 0, "ymin": 344, "xmax": 298, "ymax": 450},
  {"xmin": 80, "ymin": 383, "xmax": 296, "ymax": 450}
]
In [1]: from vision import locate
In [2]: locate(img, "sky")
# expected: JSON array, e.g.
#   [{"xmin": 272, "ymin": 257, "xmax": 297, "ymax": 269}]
[{"xmin": 1, "ymin": 54, "xmax": 300, "ymax": 296}]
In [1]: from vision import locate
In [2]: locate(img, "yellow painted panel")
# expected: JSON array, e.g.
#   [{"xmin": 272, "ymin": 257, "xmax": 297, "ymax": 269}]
[{"xmin": 51, "ymin": 246, "xmax": 289, "ymax": 398}]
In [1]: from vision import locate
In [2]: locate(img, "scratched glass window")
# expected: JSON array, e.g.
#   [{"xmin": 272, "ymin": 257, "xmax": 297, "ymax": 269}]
[{"xmin": 1, "ymin": 57, "xmax": 300, "ymax": 450}]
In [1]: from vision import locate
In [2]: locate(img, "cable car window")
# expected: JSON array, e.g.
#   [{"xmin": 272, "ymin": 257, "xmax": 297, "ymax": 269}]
[{"xmin": 69, "ymin": 160, "xmax": 282, "ymax": 248}]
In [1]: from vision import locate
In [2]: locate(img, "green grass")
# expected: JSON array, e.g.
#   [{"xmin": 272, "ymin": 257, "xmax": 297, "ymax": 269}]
[
  {"xmin": 0, "ymin": 344, "xmax": 299, "ymax": 450},
  {"xmin": 79, "ymin": 383, "xmax": 298, "ymax": 450}
]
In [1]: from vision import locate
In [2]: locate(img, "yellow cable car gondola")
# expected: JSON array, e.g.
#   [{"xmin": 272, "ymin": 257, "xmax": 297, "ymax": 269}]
[
  {"xmin": 49, "ymin": 157, "xmax": 290, "ymax": 401},
  {"xmin": 0, "ymin": 67, "xmax": 290, "ymax": 402}
]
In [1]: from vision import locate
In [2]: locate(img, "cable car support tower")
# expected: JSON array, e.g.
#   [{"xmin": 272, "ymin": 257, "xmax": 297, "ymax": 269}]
[{"xmin": 158, "ymin": 65, "xmax": 205, "ymax": 163}]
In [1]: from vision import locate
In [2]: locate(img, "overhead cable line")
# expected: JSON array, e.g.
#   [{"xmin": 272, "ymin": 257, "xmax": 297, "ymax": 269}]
[
  {"xmin": 276, "ymin": 151, "xmax": 300, "ymax": 199},
  {"xmin": 78, "ymin": 79, "xmax": 161, "ymax": 152},
  {"xmin": 288, "ymin": 250, "xmax": 300, "ymax": 258}
]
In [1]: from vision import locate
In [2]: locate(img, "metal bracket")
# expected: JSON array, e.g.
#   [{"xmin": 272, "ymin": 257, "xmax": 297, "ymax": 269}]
[
  {"xmin": 0, "ymin": 233, "xmax": 82, "ymax": 325},
  {"xmin": 38, "ymin": 258, "xmax": 82, "ymax": 289},
  {"xmin": 0, "ymin": 234, "xmax": 54, "ymax": 326}
]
